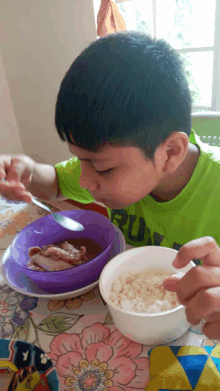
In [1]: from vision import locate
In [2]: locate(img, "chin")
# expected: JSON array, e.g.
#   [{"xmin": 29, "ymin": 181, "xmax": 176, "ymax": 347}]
[
  {"xmin": 95, "ymin": 197, "xmax": 136, "ymax": 209},
  {"xmin": 102, "ymin": 200, "xmax": 131, "ymax": 209}
]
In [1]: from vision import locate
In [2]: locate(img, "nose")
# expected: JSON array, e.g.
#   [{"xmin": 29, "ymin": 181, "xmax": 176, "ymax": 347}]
[{"xmin": 79, "ymin": 162, "xmax": 100, "ymax": 192}]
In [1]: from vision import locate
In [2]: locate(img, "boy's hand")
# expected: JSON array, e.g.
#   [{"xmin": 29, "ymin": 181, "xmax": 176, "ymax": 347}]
[
  {"xmin": 0, "ymin": 155, "xmax": 33, "ymax": 203},
  {"xmin": 163, "ymin": 237, "xmax": 220, "ymax": 339}
]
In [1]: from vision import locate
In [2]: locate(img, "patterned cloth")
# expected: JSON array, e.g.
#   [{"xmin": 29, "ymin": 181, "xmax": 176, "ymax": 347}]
[
  {"xmin": 0, "ymin": 338, "xmax": 58, "ymax": 390},
  {"xmin": 0, "ymin": 196, "xmax": 219, "ymax": 391},
  {"xmin": 146, "ymin": 345, "xmax": 220, "ymax": 390}
]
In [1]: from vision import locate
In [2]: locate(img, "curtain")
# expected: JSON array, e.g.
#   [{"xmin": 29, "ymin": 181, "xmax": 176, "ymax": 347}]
[{"xmin": 97, "ymin": 0, "xmax": 126, "ymax": 37}]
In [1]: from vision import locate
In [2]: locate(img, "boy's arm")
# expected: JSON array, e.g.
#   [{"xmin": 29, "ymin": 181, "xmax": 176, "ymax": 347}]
[
  {"xmin": 28, "ymin": 162, "xmax": 67, "ymax": 201},
  {"xmin": 0, "ymin": 154, "xmax": 67, "ymax": 202}
]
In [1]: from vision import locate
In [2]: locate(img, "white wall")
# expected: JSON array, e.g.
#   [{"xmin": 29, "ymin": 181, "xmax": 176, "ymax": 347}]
[
  {"xmin": 0, "ymin": 0, "xmax": 97, "ymax": 164},
  {"xmin": 0, "ymin": 51, "xmax": 23, "ymax": 154}
]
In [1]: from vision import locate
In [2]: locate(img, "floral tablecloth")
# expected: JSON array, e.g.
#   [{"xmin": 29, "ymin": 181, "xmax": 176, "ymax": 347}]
[{"xmin": 0, "ymin": 197, "xmax": 218, "ymax": 391}]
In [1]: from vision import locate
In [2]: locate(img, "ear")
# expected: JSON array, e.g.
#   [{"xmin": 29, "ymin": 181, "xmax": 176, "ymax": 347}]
[{"xmin": 156, "ymin": 132, "xmax": 189, "ymax": 174}]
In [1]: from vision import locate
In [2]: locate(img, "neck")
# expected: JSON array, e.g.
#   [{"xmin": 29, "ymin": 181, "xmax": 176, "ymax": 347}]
[{"xmin": 150, "ymin": 143, "xmax": 200, "ymax": 202}]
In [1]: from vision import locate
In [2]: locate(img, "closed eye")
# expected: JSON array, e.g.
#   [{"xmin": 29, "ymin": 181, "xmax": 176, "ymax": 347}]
[{"xmin": 96, "ymin": 168, "xmax": 113, "ymax": 176}]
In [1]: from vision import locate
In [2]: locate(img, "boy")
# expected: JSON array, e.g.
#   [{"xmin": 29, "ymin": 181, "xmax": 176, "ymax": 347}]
[{"xmin": 1, "ymin": 31, "xmax": 220, "ymax": 339}]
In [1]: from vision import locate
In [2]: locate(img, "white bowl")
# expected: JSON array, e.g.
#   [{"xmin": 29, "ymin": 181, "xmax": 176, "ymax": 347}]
[{"xmin": 99, "ymin": 246, "xmax": 195, "ymax": 345}]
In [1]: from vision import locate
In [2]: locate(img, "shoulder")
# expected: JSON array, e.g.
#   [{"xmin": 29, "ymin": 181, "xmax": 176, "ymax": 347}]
[
  {"xmin": 190, "ymin": 129, "xmax": 220, "ymax": 167},
  {"xmin": 55, "ymin": 157, "xmax": 80, "ymax": 173}
]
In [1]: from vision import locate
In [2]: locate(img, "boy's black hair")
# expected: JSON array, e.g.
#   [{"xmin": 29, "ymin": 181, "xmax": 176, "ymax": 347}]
[{"xmin": 55, "ymin": 31, "xmax": 191, "ymax": 159}]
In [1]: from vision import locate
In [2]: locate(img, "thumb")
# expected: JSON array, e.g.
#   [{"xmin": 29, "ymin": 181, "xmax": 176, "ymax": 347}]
[{"xmin": 163, "ymin": 273, "xmax": 184, "ymax": 292}]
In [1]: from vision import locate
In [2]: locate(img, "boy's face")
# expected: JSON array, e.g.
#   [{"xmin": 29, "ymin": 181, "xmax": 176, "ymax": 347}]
[{"xmin": 68, "ymin": 143, "xmax": 165, "ymax": 209}]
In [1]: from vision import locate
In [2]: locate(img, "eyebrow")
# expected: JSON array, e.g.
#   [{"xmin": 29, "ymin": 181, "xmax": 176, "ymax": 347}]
[
  {"xmin": 68, "ymin": 147, "xmax": 113, "ymax": 164},
  {"xmin": 79, "ymin": 157, "xmax": 99, "ymax": 163},
  {"xmin": 79, "ymin": 157, "xmax": 115, "ymax": 164}
]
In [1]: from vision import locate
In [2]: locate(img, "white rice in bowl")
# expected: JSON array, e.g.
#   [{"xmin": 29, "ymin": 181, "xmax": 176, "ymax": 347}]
[{"xmin": 109, "ymin": 268, "xmax": 179, "ymax": 314}]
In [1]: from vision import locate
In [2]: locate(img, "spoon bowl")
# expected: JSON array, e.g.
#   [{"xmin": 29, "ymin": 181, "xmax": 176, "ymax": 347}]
[{"xmin": 32, "ymin": 197, "xmax": 84, "ymax": 231}]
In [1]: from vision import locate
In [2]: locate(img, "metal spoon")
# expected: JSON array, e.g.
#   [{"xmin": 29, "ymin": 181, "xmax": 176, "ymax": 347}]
[{"xmin": 32, "ymin": 197, "xmax": 84, "ymax": 231}]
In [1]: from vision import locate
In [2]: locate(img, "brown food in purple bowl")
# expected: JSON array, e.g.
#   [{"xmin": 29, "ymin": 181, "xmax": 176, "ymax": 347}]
[{"xmin": 27, "ymin": 238, "xmax": 103, "ymax": 272}]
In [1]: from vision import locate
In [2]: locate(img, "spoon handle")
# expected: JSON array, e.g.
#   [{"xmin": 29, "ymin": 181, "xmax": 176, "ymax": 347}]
[{"xmin": 32, "ymin": 197, "xmax": 52, "ymax": 214}]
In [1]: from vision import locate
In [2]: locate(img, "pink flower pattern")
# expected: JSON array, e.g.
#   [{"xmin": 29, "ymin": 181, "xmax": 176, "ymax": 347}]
[{"xmin": 47, "ymin": 322, "xmax": 150, "ymax": 391}]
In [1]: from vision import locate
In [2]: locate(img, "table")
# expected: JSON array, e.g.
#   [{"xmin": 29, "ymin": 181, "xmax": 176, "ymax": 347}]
[{"xmin": 0, "ymin": 197, "xmax": 218, "ymax": 391}]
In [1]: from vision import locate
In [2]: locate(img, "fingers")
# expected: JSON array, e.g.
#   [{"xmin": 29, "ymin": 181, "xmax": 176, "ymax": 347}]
[
  {"xmin": 0, "ymin": 167, "xmax": 6, "ymax": 180},
  {"xmin": 164, "ymin": 238, "xmax": 220, "ymax": 340},
  {"xmin": 0, "ymin": 159, "xmax": 9, "ymax": 181},
  {"xmin": 0, "ymin": 181, "xmax": 32, "ymax": 203},
  {"xmin": 202, "ymin": 320, "xmax": 220, "ymax": 340},
  {"xmin": 185, "ymin": 286, "xmax": 220, "ymax": 325},
  {"xmin": 163, "ymin": 273, "xmax": 184, "ymax": 292},
  {"xmin": 165, "ymin": 272, "xmax": 220, "ymax": 339},
  {"xmin": 174, "ymin": 266, "xmax": 220, "ymax": 306},
  {"xmin": 172, "ymin": 237, "xmax": 220, "ymax": 268},
  {"xmin": 0, "ymin": 157, "xmax": 33, "ymax": 203},
  {"xmin": 203, "ymin": 311, "xmax": 220, "ymax": 323},
  {"xmin": 7, "ymin": 158, "xmax": 25, "ymax": 183}
]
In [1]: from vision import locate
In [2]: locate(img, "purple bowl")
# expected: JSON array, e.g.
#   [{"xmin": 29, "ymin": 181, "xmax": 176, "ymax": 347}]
[{"xmin": 10, "ymin": 210, "xmax": 115, "ymax": 293}]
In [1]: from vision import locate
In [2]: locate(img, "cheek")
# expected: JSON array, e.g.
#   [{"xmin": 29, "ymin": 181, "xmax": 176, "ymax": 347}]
[
  {"xmin": 106, "ymin": 174, "xmax": 153, "ymax": 196},
  {"xmin": 142, "ymin": 175, "xmax": 156, "ymax": 186},
  {"xmin": 100, "ymin": 164, "xmax": 157, "ymax": 196}
]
